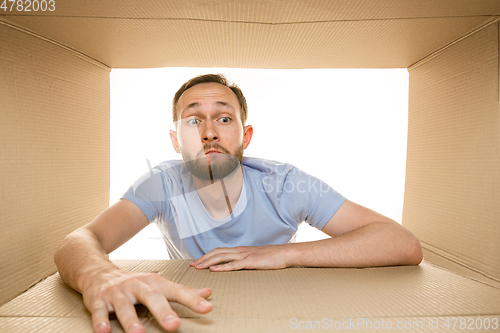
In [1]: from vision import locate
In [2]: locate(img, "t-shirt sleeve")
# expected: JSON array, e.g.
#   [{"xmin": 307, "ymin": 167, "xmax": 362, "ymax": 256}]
[
  {"xmin": 120, "ymin": 169, "xmax": 170, "ymax": 223},
  {"xmin": 277, "ymin": 167, "xmax": 346, "ymax": 230}
]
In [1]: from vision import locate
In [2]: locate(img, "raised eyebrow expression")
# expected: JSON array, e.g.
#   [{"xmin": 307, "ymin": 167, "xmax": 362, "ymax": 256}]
[{"xmin": 181, "ymin": 101, "xmax": 236, "ymax": 119}]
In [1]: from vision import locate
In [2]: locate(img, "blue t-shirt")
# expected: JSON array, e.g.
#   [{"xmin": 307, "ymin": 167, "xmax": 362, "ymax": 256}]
[{"xmin": 121, "ymin": 157, "xmax": 346, "ymax": 259}]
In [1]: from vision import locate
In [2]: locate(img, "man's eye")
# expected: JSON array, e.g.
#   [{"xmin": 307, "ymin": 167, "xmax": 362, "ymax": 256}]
[
  {"xmin": 220, "ymin": 117, "xmax": 231, "ymax": 124},
  {"xmin": 187, "ymin": 119, "xmax": 199, "ymax": 125}
]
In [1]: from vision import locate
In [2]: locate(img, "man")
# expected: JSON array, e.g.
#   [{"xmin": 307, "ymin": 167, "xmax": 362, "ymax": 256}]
[{"xmin": 54, "ymin": 74, "xmax": 423, "ymax": 333}]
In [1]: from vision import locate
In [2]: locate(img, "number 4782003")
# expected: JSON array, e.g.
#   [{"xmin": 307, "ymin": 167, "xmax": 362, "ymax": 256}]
[
  {"xmin": 443, "ymin": 317, "xmax": 498, "ymax": 330},
  {"xmin": 1, "ymin": 0, "xmax": 55, "ymax": 12}
]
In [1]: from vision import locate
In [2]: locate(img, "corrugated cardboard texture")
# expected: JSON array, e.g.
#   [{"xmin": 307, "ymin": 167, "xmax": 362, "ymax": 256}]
[
  {"xmin": 422, "ymin": 247, "xmax": 500, "ymax": 289},
  {"xmin": 1, "ymin": 1, "xmax": 500, "ymax": 329},
  {"xmin": 2, "ymin": 0, "xmax": 500, "ymax": 20},
  {"xmin": 1, "ymin": 259, "xmax": 499, "ymax": 332},
  {"xmin": 404, "ymin": 23, "xmax": 500, "ymax": 281},
  {"xmin": 0, "ymin": 22, "xmax": 111, "ymax": 305},
  {"xmin": 1, "ymin": 0, "xmax": 499, "ymax": 68}
]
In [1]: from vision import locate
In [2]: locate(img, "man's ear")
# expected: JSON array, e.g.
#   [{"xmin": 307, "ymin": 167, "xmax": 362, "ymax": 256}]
[
  {"xmin": 243, "ymin": 125, "xmax": 253, "ymax": 149},
  {"xmin": 169, "ymin": 129, "xmax": 181, "ymax": 153}
]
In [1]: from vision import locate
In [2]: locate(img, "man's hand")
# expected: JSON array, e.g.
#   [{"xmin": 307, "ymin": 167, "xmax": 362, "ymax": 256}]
[
  {"xmin": 190, "ymin": 245, "xmax": 290, "ymax": 272},
  {"xmin": 82, "ymin": 269, "xmax": 213, "ymax": 333}
]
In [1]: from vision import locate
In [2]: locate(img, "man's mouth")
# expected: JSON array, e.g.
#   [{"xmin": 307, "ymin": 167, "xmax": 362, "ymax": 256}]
[{"xmin": 205, "ymin": 149, "xmax": 223, "ymax": 155}]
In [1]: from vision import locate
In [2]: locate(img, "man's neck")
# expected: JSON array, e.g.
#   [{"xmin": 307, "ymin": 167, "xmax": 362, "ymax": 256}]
[{"xmin": 192, "ymin": 165, "xmax": 244, "ymax": 220}]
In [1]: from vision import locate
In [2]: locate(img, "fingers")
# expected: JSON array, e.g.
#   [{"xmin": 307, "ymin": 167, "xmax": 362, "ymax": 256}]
[
  {"xmin": 112, "ymin": 292, "xmax": 146, "ymax": 333},
  {"xmin": 146, "ymin": 275, "xmax": 213, "ymax": 315},
  {"xmin": 193, "ymin": 287, "xmax": 212, "ymax": 299},
  {"xmin": 89, "ymin": 295, "xmax": 145, "ymax": 333},
  {"xmin": 91, "ymin": 301, "xmax": 112, "ymax": 333},
  {"xmin": 191, "ymin": 246, "xmax": 241, "ymax": 264},
  {"xmin": 123, "ymin": 277, "xmax": 213, "ymax": 332},
  {"xmin": 192, "ymin": 247, "xmax": 248, "ymax": 269},
  {"xmin": 209, "ymin": 261, "xmax": 245, "ymax": 272},
  {"xmin": 132, "ymin": 282, "xmax": 181, "ymax": 332},
  {"xmin": 86, "ymin": 273, "xmax": 213, "ymax": 333},
  {"xmin": 191, "ymin": 245, "xmax": 288, "ymax": 271}
]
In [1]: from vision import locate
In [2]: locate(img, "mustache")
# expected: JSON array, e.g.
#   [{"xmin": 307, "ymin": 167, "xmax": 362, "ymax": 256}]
[{"xmin": 199, "ymin": 143, "xmax": 231, "ymax": 156}]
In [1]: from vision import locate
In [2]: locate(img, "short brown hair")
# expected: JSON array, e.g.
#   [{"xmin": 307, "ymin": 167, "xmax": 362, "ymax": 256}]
[{"xmin": 172, "ymin": 74, "xmax": 248, "ymax": 125}]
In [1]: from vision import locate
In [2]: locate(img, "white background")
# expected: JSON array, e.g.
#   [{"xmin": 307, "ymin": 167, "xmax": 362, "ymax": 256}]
[{"xmin": 109, "ymin": 68, "xmax": 409, "ymax": 259}]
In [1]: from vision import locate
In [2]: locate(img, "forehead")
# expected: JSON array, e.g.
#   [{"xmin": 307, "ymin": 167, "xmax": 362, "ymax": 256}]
[{"xmin": 178, "ymin": 82, "xmax": 240, "ymax": 111}]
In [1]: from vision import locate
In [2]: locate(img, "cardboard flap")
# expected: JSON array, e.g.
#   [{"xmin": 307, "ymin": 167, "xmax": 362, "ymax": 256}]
[
  {"xmin": 0, "ymin": 20, "xmax": 110, "ymax": 305},
  {"xmin": 1, "ymin": 1, "xmax": 499, "ymax": 68},
  {"xmin": 1, "ymin": 260, "xmax": 499, "ymax": 332},
  {"xmin": 404, "ymin": 22, "xmax": 500, "ymax": 282},
  {"xmin": 2, "ymin": 260, "xmax": 500, "ymax": 318}
]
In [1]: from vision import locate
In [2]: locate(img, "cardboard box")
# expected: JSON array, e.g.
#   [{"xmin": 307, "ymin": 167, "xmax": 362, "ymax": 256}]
[
  {"xmin": 1, "ymin": 259, "xmax": 500, "ymax": 332},
  {"xmin": 1, "ymin": 0, "xmax": 499, "ymax": 331}
]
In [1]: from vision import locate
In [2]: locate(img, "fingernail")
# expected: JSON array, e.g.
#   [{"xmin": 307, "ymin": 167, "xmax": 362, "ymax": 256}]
[
  {"xmin": 199, "ymin": 300, "xmax": 211, "ymax": 307},
  {"xmin": 96, "ymin": 322, "xmax": 108, "ymax": 332},
  {"xmin": 163, "ymin": 315, "xmax": 177, "ymax": 324},
  {"xmin": 129, "ymin": 323, "xmax": 142, "ymax": 332}
]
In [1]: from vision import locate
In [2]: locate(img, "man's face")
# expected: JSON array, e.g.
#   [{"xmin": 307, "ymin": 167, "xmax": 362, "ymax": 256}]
[{"xmin": 170, "ymin": 82, "xmax": 253, "ymax": 181}]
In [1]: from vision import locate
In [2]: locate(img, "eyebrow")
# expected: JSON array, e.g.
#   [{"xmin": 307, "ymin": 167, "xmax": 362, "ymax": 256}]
[{"xmin": 181, "ymin": 101, "xmax": 235, "ymax": 116}]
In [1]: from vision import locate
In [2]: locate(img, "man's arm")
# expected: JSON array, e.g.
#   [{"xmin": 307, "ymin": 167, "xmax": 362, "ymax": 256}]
[
  {"xmin": 190, "ymin": 200, "xmax": 422, "ymax": 271},
  {"xmin": 54, "ymin": 199, "xmax": 213, "ymax": 333}
]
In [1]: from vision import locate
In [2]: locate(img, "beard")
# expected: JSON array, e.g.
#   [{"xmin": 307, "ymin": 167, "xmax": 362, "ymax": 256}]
[{"xmin": 182, "ymin": 142, "xmax": 244, "ymax": 181}]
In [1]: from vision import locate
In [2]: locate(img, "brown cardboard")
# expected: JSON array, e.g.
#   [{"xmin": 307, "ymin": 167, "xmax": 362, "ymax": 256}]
[
  {"xmin": 422, "ymin": 248, "xmax": 500, "ymax": 289},
  {"xmin": 1, "ymin": 1, "xmax": 499, "ymax": 68},
  {"xmin": 0, "ymin": 20, "xmax": 110, "ymax": 305},
  {"xmin": 1, "ymin": 0, "xmax": 500, "ymax": 331},
  {"xmin": 1, "ymin": 259, "xmax": 499, "ymax": 332},
  {"xmin": 3, "ymin": 0, "xmax": 500, "ymax": 20},
  {"xmin": 404, "ymin": 21, "xmax": 500, "ymax": 283}
]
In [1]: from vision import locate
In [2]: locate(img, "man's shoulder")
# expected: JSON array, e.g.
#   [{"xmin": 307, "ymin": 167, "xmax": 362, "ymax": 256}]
[
  {"xmin": 242, "ymin": 157, "xmax": 297, "ymax": 177},
  {"xmin": 141, "ymin": 160, "xmax": 188, "ymax": 188},
  {"xmin": 156, "ymin": 159, "xmax": 184, "ymax": 169},
  {"xmin": 153, "ymin": 160, "xmax": 186, "ymax": 175}
]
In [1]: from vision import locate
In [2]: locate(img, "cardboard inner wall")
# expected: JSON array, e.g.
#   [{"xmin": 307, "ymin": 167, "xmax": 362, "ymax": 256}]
[
  {"xmin": 404, "ymin": 22, "xmax": 500, "ymax": 282},
  {"xmin": 0, "ymin": 21, "xmax": 111, "ymax": 305},
  {"xmin": 1, "ymin": 0, "xmax": 500, "ymax": 310},
  {"xmin": 2, "ymin": 15, "xmax": 492, "ymax": 69},
  {"xmin": 2, "ymin": 0, "xmax": 499, "ymax": 69}
]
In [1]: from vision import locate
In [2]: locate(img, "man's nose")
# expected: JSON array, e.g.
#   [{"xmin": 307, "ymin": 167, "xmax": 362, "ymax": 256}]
[{"xmin": 201, "ymin": 119, "xmax": 219, "ymax": 142}]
